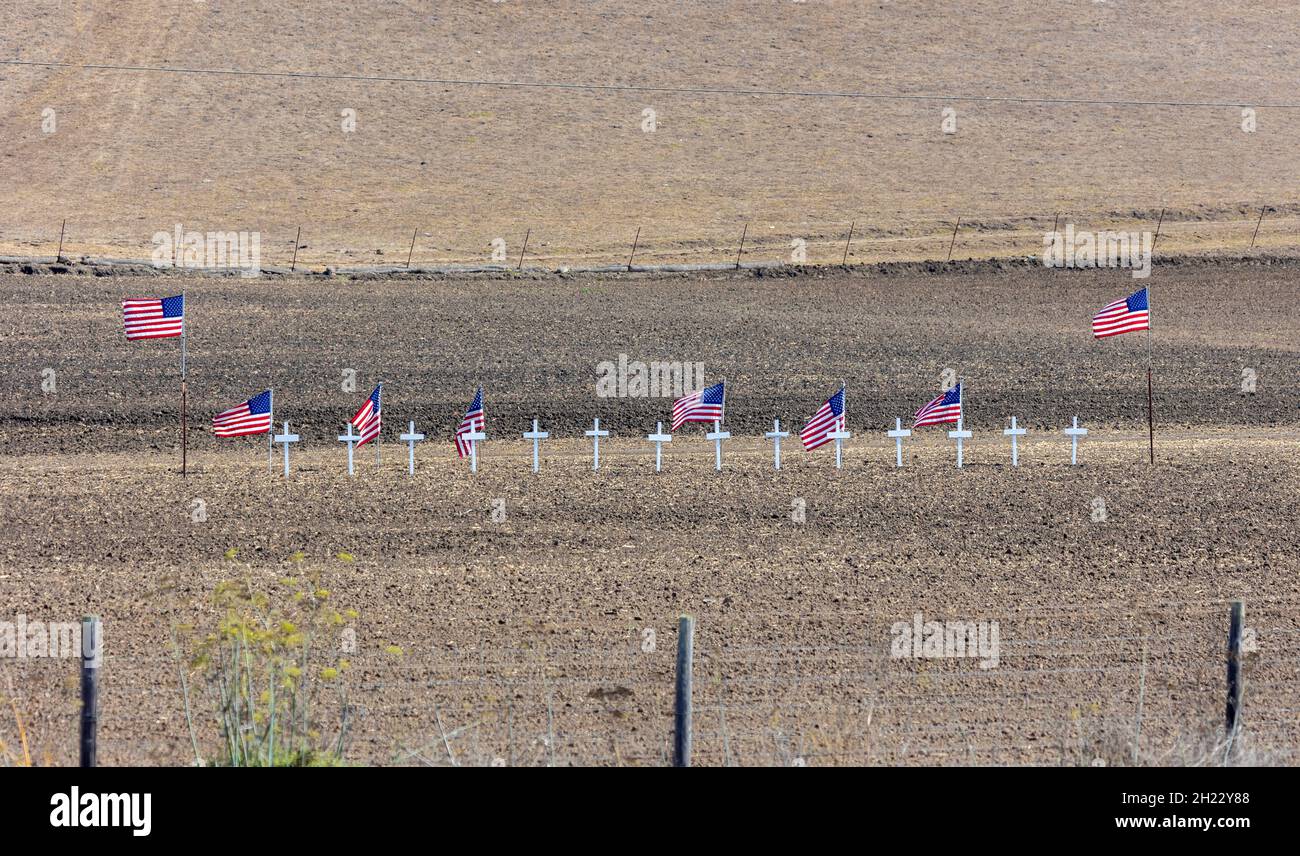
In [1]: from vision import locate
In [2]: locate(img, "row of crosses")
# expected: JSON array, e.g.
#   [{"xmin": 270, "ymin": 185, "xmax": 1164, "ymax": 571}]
[
  {"xmin": 881, "ymin": 415, "xmax": 1086, "ymax": 470},
  {"xmin": 271, "ymin": 416, "xmax": 1090, "ymax": 476}
]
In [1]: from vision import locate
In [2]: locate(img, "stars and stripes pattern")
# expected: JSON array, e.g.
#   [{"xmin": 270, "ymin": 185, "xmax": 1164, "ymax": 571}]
[
  {"xmin": 212, "ymin": 390, "xmax": 272, "ymax": 437},
  {"xmin": 1092, "ymin": 287, "xmax": 1150, "ymax": 339},
  {"xmin": 455, "ymin": 387, "xmax": 485, "ymax": 457},
  {"xmin": 801, "ymin": 387, "xmax": 846, "ymax": 451},
  {"xmin": 351, "ymin": 384, "xmax": 382, "ymax": 447},
  {"xmin": 671, "ymin": 381, "xmax": 725, "ymax": 430},
  {"xmin": 913, "ymin": 383, "xmax": 962, "ymax": 428},
  {"xmin": 122, "ymin": 295, "xmax": 184, "ymax": 340}
]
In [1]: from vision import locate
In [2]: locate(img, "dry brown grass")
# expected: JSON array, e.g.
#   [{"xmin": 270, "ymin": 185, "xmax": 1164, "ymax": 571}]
[{"xmin": 2, "ymin": 2, "xmax": 1299, "ymax": 265}]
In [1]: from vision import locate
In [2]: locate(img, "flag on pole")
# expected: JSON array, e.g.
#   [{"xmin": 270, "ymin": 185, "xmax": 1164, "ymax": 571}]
[
  {"xmin": 351, "ymin": 384, "xmax": 382, "ymax": 447},
  {"xmin": 1092, "ymin": 287, "xmax": 1150, "ymax": 339},
  {"xmin": 122, "ymin": 295, "xmax": 184, "ymax": 340},
  {"xmin": 671, "ymin": 381, "xmax": 725, "ymax": 430},
  {"xmin": 212, "ymin": 390, "xmax": 273, "ymax": 437},
  {"xmin": 913, "ymin": 383, "xmax": 962, "ymax": 427},
  {"xmin": 801, "ymin": 387, "xmax": 846, "ymax": 451},
  {"xmin": 455, "ymin": 386, "xmax": 485, "ymax": 457}
]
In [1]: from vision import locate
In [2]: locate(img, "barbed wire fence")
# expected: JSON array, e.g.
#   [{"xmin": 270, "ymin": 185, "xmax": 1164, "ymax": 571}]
[
  {"xmin": 2, "ymin": 595, "xmax": 1295, "ymax": 767},
  {"xmin": 3, "ymin": 204, "xmax": 1299, "ymax": 275}
]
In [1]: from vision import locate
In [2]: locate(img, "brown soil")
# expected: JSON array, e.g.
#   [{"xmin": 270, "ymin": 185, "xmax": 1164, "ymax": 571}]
[{"xmin": 1, "ymin": 262, "xmax": 1297, "ymax": 765}]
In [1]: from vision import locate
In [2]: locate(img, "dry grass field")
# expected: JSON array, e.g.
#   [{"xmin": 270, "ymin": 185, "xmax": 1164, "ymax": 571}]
[
  {"xmin": 3, "ymin": 2, "xmax": 1300, "ymax": 266},
  {"xmin": 1, "ymin": 261, "xmax": 1297, "ymax": 765}
]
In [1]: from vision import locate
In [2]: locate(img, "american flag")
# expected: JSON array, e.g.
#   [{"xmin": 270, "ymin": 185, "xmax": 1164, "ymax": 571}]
[
  {"xmin": 455, "ymin": 386, "xmax": 485, "ymax": 458},
  {"xmin": 122, "ymin": 295, "xmax": 184, "ymax": 340},
  {"xmin": 671, "ymin": 381, "xmax": 725, "ymax": 431},
  {"xmin": 801, "ymin": 387, "xmax": 846, "ymax": 451},
  {"xmin": 351, "ymin": 383, "xmax": 382, "ymax": 447},
  {"xmin": 212, "ymin": 390, "xmax": 272, "ymax": 437},
  {"xmin": 914, "ymin": 383, "xmax": 962, "ymax": 428},
  {"xmin": 1092, "ymin": 287, "xmax": 1150, "ymax": 339}
]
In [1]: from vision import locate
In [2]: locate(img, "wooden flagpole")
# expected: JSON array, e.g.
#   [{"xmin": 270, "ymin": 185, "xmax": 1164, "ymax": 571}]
[{"xmin": 180, "ymin": 292, "xmax": 188, "ymax": 477}]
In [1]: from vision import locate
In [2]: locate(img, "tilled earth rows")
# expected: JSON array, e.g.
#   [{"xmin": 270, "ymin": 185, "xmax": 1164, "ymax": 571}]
[{"xmin": 1, "ymin": 263, "xmax": 1297, "ymax": 765}]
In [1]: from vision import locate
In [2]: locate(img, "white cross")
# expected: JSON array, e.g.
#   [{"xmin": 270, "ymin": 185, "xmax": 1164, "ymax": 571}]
[
  {"xmin": 400, "ymin": 420, "xmax": 425, "ymax": 476},
  {"xmin": 585, "ymin": 417, "xmax": 610, "ymax": 471},
  {"xmin": 523, "ymin": 418, "xmax": 549, "ymax": 473},
  {"xmin": 1003, "ymin": 416, "xmax": 1027, "ymax": 467},
  {"xmin": 765, "ymin": 419, "xmax": 790, "ymax": 470},
  {"xmin": 706, "ymin": 420, "xmax": 730, "ymax": 471},
  {"xmin": 274, "ymin": 421, "xmax": 299, "ymax": 477},
  {"xmin": 828, "ymin": 427, "xmax": 852, "ymax": 469},
  {"xmin": 338, "ymin": 423, "xmax": 358, "ymax": 476},
  {"xmin": 887, "ymin": 418, "xmax": 911, "ymax": 468},
  {"xmin": 646, "ymin": 421, "xmax": 672, "ymax": 472},
  {"xmin": 463, "ymin": 429, "xmax": 486, "ymax": 473},
  {"xmin": 1063, "ymin": 415, "xmax": 1089, "ymax": 466},
  {"xmin": 948, "ymin": 417, "xmax": 972, "ymax": 469}
]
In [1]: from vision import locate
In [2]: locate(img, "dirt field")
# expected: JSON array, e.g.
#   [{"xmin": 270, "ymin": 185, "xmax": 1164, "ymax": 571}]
[
  {"xmin": 1, "ymin": 261, "xmax": 1297, "ymax": 766},
  {"xmin": 3, "ymin": 2, "xmax": 1300, "ymax": 266}
]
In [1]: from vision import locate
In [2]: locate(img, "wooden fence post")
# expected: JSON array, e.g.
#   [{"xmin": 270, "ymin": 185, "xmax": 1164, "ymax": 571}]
[
  {"xmin": 673, "ymin": 615, "xmax": 694, "ymax": 767},
  {"xmin": 80, "ymin": 615, "xmax": 101, "ymax": 768},
  {"xmin": 627, "ymin": 227, "xmax": 641, "ymax": 271},
  {"xmin": 1225, "ymin": 599, "xmax": 1244, "ymax": 734}
]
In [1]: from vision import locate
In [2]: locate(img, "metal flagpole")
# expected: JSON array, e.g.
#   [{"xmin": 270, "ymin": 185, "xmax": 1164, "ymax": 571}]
[
  {"xmin": 1146, "ymin": 286, "xmax": 1155, "ymax": 465},
  {"xmin": 180, "ymin": 292, "xmax": 188, "ymax": 477},
  {"xmin": 840, "ymin": 379, "xmax": 847, "ymax": 468},
  {"xmin": 268, "ymin": 388, "xmax": 274, "ymax": 473},
  {"xmin": 376, "ymin": 381, "xmax": 383, "ymax": 467},
  {"xmin": 959, "ymin": 375, "xmax": 966, "ymax": 438}
]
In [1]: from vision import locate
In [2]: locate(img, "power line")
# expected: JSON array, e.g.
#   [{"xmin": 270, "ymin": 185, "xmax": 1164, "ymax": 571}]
[{"xmin": 3, "ymin": 58, "xmax": 1293, "ymax": 109}]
